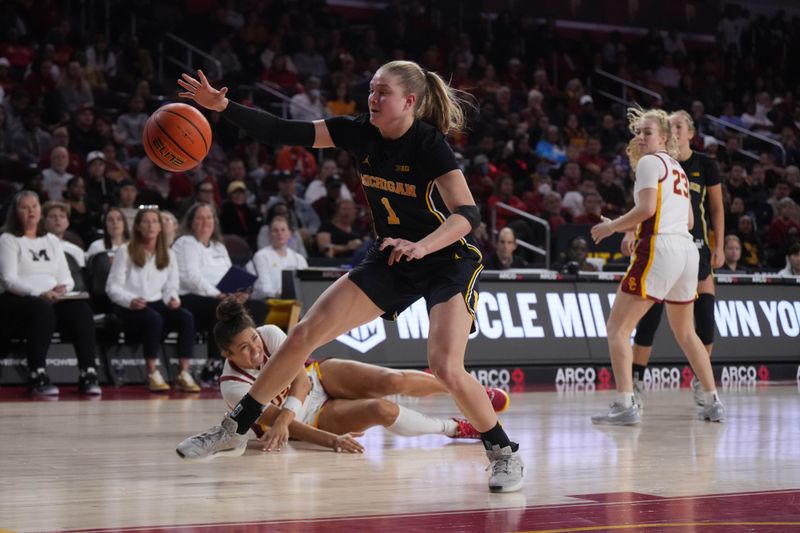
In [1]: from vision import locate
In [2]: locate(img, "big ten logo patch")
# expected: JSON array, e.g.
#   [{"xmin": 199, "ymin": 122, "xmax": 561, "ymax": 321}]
[{"xmin": 336, "ymin": 319, "xmax": 386, "ymax": 353}]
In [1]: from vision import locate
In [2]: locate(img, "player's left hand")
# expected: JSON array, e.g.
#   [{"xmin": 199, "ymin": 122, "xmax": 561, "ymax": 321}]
[
  {"xmin": 333, "ymin": 432, "xmax": 365, "ymax": 454},
  {"xmin": 380, "ymin": 238, "xmax": 428, "ymax": 265},
  {"xmin": 260, "ymin": 423, "xmax": 290, "ymax": 452},
  {"xmin": 591, "ymin": 221, "xmax": 614, "ymax": 244},
  {"xmin": 177, "ymin": 70, "xmax": 229, "ymax": 112},
  {"xmin": 712, "ymin": 245, "xmax": 725, "ymax": 268},
  {"xmin": 167, "ymin": 297, "xmax": 181, "ymax": 310}
]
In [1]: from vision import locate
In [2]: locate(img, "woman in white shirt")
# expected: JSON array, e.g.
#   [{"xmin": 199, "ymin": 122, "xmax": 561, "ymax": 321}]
[
  {"xmin": 85, "ymin": 207, "xmax": 129, "ymax": 261},
  {"xmin": 0, "ymin": 191, "xmax": 100, "ymax": 396},
  {"xmin": 247, "ymin": 215, "xmax": 308, "ymax": 299},
  {"xmin": 106, "ymin": 207, "xmax": 199, "ymax": 393},
  {"xmin": 172, "ymin": 203, "xmax": 267, "ymax": 382}
]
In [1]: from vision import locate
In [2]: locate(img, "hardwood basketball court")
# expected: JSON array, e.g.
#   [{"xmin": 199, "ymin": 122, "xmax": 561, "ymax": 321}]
[{"xmin": 1, "ymin": 381, "xmax": 799, "ymax": 532}]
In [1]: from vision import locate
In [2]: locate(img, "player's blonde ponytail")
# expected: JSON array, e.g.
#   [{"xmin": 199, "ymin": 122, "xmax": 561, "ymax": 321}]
[{"xmin": 379, "ymin": 60, "xmax": 472, "ymax": 136}]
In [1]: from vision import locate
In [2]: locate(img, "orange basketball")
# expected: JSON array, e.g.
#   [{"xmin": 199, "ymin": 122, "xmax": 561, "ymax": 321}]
[{"xmin": 143, "ymin": 102, "xmax": 211, "ymax": 172}]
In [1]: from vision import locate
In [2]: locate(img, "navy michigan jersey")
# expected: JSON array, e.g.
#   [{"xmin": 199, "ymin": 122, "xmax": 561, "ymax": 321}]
[
  {"xmin": 325, "ymin": 114, "xmax": 478, "ymax": 257},
  {"xmin": 681, "ymin": 151, "xmax": 721, "ymax": 248}
]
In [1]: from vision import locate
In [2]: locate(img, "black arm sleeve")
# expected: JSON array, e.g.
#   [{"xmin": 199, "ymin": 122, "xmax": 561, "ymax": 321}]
[
  {"xmin": 222, "ymin": 101, "xmax": 316, "ymax": 147},
  {"xmin": 324, "ymin": 115, "xmax": 365, "ymax": 152},
  {"xmin": 453, "ymin": 205, "xmax": 481, "ymax": 230}
]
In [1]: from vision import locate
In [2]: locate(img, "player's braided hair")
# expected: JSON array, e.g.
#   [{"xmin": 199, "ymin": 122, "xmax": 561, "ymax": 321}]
[{"xmin": 214, "ymin": 298, "xmax": 255, "ymax": 352}]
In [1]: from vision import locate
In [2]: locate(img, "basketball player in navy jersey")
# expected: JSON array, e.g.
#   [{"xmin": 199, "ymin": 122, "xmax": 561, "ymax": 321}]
[
  {"xmin": 623, "ymin": 110, "xmax": 724, "ymax": 408},
  {"xmin": 175, "ymin": 63, "xmax": 523, "ymax": 493}
]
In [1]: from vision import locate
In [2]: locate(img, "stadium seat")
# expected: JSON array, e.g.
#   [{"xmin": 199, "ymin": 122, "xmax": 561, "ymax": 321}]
[
  {"xmin": 65, "ymin": 253, "xmax": 88, "ymax": 293},
  {"xmin": 62, "ymin": 230, "xmax": 85, "ymax": 250},
  {"xmin": 222, "ymin": 233, "xmax": 253, "ymax": 265}
]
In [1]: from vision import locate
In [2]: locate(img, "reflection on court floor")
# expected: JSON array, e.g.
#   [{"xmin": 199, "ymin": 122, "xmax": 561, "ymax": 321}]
[{"xmin": 0, "ymin": 383, "xmax": 798, "ymax": 532}]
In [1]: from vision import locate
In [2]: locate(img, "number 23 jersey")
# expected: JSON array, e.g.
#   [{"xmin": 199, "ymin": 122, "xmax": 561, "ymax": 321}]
[
  {"xmin": 325, "ymin": 115, "xmax": 465, "ymax": 248},
  {"xmin": 634, "ymin": 152, "xmax": 692, "ymax": 240}
]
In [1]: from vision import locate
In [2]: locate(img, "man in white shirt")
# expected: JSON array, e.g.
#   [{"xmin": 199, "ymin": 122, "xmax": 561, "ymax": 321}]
[
  {"xmin": 43, "ymin": 201, "xmax": 86, "ymax": 268},
  {"xmin": 247, "ymin": 216, "xmax": 307, "ymax": 299},
  {"xmin": 290, "ymin": 76, "xmax": 330, "ymax": 122},
  {"xmin": 42, "ymin": 146, "xmax": 74, "ymax": 201}
]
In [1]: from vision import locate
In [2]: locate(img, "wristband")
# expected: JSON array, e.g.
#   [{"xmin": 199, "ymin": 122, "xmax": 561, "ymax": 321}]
[{"xmin": 282, "ymin": 396, "xmax": 303, "ymax": 417}]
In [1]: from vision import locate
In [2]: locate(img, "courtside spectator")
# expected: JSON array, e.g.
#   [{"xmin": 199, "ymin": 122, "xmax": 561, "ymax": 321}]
[{"xmin": 483, "ymin": 227, "xmax": 527, "ymax": 270}]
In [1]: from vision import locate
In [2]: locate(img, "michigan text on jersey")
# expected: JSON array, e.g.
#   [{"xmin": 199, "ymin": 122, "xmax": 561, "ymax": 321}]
[{"xmin": 361, "ymin": 174, "xmax": 417, "ymax": 197}]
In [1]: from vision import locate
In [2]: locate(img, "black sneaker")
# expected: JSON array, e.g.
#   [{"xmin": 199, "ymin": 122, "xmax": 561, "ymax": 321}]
[
  {"xmin": 78, "ymin": 368, "xmax": 102, "ymax": 395},
  {"xmin": 200, "ymin": 359, "xmax": 224, "ymax": 388},
  {"xmin": 29, "ymin": 369, "xmax": 59, "ymax": 396}
]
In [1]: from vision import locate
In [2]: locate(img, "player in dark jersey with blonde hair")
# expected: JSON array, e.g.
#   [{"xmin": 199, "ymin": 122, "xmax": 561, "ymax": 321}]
[
  {"xmin": 174, "ymin": 62, "xmax": 523, "ymax": 493},
  {"xmin": 623, "ymin": 110, "xmax": 724, "ymax": 408}
]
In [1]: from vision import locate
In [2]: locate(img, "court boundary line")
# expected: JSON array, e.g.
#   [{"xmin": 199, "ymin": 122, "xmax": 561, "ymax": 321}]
[{"xmin": 64, "ymin": 488, "xmax": 800, "ymax": 532}]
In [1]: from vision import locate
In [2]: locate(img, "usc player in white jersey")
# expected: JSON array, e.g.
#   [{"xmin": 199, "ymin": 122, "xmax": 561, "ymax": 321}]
[
  {"xmin": 589, "ymin": 108, "xmax": 725, "ymax": 425},
  {"xmin": 208, "ymin": 300, "xmax": 510, "ymax": 454}
]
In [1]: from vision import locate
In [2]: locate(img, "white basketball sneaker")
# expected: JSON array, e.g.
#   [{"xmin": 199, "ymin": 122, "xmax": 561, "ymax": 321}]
[
  {"xmin": 591, "ymin": 401, "xmax": 641, "ymax": 426},
  {"xmin": 486, "ymin": 445, "xmax": 524, "ymax": 493},
  {"xmin": 176, "ymin": 415, "xmax": 248, "ymax": 461}
]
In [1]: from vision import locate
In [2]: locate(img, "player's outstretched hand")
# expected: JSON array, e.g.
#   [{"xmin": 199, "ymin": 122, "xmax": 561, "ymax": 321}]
[
  {"xmin": 380, "ymin": 238, "xmax": 428, "ymax": 265},
  {"xmin": 333, "ymin": 432, "xmax": 365, "ymax": 454},
  {"xmin": 177, "ymin": 70, "xmax": 229, "ymax": 112}
]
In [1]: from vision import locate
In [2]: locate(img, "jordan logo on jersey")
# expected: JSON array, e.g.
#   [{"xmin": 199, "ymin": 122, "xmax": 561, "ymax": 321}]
[
  {"xmin": 29, "ymin": 249, "xmax": 50, "ymax": 262},
  {"xmin": 362, "ymin": 155, "xmax": 370, "ymax": 166}
]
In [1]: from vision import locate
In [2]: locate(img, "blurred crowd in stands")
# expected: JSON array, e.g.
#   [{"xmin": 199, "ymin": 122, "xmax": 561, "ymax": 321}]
[
  {"xmin": 1, "ymin": 1, "xmax": 799, "ymax": 271},
  {"xmin": 1, "ymin": 0, "xmax": 800, "ymax": 392}
]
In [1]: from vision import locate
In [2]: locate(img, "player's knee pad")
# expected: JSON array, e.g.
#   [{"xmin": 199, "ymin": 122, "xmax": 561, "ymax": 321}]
[
  {"xmin": 633, "ymin": 302, "xmax": 664, "ymax": 347},
  {"xmin": 695, "ymin": 293, "xmax": 716, "ymax": 345}
]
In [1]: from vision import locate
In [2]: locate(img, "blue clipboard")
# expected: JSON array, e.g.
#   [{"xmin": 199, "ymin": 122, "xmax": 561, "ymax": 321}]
[{"xmin": 216, "ymin": 265, "xmax": 258, "ymax": 294}]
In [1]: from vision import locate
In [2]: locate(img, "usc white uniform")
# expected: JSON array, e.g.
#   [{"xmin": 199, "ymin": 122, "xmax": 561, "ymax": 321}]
[
  {"xmin": 219, "ymin": 325, "xmax": 330, "ymax": 433},
  {"xmin": 622, "ymin": 152, "xmax": 698, "ymax": 303}
]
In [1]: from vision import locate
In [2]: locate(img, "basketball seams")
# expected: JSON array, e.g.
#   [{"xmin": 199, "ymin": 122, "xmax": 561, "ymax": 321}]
[
  {"xmin": 142, "ymin": 118, "xmax": 156, "ymax": 164},
  {"xmin": 152, "ymin": 114, "xmax": 200, "ymax": 164},
  {"xmin": 143, "ymin": 102, "xmax": 211, "ymax": 172},
  {"xmin": 160, "ymin": 108, "xmax": 209, "ymax": 154}
]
